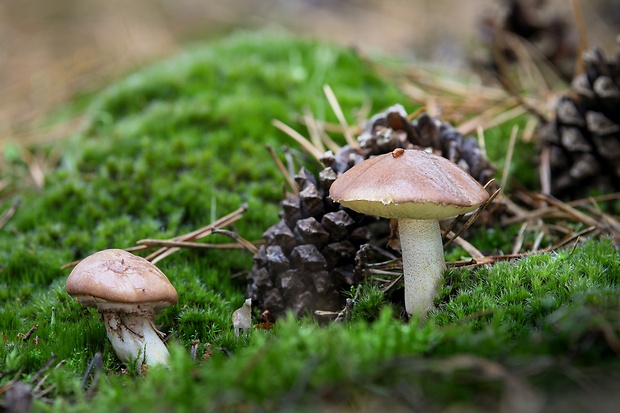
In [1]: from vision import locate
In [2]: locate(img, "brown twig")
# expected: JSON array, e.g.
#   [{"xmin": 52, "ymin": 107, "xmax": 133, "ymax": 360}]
[
  {"xmin": 144, "ymin": 204, "xmax": 248, "ymax": 264},
  {"xmin": 211, "ymin": 228, "xmax": 259, "ymax": 254},
  {"xmin": 61, "ymin": 205, "xmax": 249, "ymax": 270},
  {"xmin": 17, "ymin": 324, "xmax": 38, "ymax": 342},
  {"xmin": 136, "ymin": 239, "xmax": 253, "ymax": 251}
]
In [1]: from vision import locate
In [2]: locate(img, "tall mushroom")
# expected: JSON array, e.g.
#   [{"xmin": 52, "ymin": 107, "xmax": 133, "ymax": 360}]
[
  {"xmin": 329, "ymin": 148, "xmax": 490, "ymax": 316},
  {"xmin": 66, "ymin": 249, "xmax": 178, "ymax": 368}
]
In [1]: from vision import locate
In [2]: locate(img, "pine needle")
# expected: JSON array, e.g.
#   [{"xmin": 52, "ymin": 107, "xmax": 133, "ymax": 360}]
[
  {"xmin": 500, "ymin": 125, "xmax": 519, "ymax": 192},
  {"xmin": 266, "ymin": 144, "xmax": 298, "ymax": 195},
  {"xmin": 539, "ymin": 145, "xmax": 551, "ymax": 196},
  {"xmin": 272, "ymin": 119, "xmax": 323, "ymax": 162},
  {"xmin": 476, "ymin": 125, "xmax": 489, "ymax": 162},
  {"xmin": 443, "ymin": 187, "xmax": 501, "ymax": 249},
  {"xmin": 323, "ymin": 84, "xmax": 359, "ymax": 150},
  {"xmin": 447, "ymin": 226, "xmax": 598, "ymax": 269},
  {"xmin": 456, "ymin": 99, "xmax": 519, "ymax": 135},
  {"xmin": 303, "ymin": 108, "xmax": 325, "ymax": 154}
]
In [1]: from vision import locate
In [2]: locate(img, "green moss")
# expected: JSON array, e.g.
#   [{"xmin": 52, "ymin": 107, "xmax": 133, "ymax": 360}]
[
  {"xmin": 1, "ymin": 29, "xmax": 410, "ymax": 378},
  {"xmin": 1, "ymin": 31, "xmax": 619, "ymax": 412}
]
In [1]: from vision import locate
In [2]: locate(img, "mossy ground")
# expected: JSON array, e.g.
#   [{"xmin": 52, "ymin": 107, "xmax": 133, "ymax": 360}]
[{"xmin": 1, "ymin": 31, "xmax": 619, "ymax": 412}]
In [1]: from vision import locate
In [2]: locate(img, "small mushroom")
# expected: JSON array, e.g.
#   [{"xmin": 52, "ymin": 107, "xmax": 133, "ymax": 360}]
[
  {"xmin": 66, "ymin": 249, "xmax": 178, "ymax": 368},
  {"xmin": 232, "ymin": 298, "xmax": 252, "ymax": 337},
  {"xmin": 329, "ymin": 148, "xmax": 489, "ymax": 316}
]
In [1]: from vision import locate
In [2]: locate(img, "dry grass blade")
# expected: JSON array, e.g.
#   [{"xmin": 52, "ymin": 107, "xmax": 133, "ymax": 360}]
[
  {"xmin": 441, "ymin": 214, "xmax": 465, "ymax": 242},
  {"xmin": 300, "ymin": 111, "xmax": 343, "ymax": 154},
  {"xmin": 503, "ymin": 32, "xmax": 555, "ymax": 98},
  {"xmin": 444, "ymin": 187, "xmax": 501, "ymax": 249},
  {"xmin": 512, "ymin": 222, "xmax": 529, "ymax": 255},
  {"xmin": 447, "ymin": 234, "xmax": 485, "ymax": 259},
  {"xmin": 320, "ymin": 128, "xmax": 343, "ymax": 154},
  {"xmin": 302, "ymin": 108, "xmax": 325, "ymax": 154},
  {"xmin": 442, "ymin": 179, "xmax": 497, "ymax": 241},
  {"xmin": 531, "ymin": 231, "xmax": 546, "ymax": 252},
  {"xmin": 536, "ymin": 194, "xmax": 604, "ymax": 229},
  {"xmin": 447, "ymin": 226, "xmax": 597, "ymax": 269},
  {"xmin": 405, "ymin": 106, "xmax": 427, "ymax": 121},
  {"xmin": 272, "ymin": 119, "xmax": 323, "ymax": 162},
  {"xmin": 536, "ymin": 194, "xmax": 620, "ymax": 242},
  {"xmin": 380, "ymin": 273, "xmax": 403, "ymax": 294},
  {"xmin": 323, "ymin": 84, "xmax": 359, "ymax": 150},
  {"xmin": 476, "ymin": 125, "xmax": 489, "ymax": 162},
  {"xmin": 504, "ymin": 192, "xmax": 620, "ymax": 226},
  {"xmin": 584, "ymin": 199, "xmax": 620, "ymax": 234},
  {"xmin": 398, "ymin": 64, "xmax": 508, "ymax": 103},
  {"xmin": 539, "ymin": 145, "xmax": 552, "ymax": 196},
  {"xmin": 478, "ymin": 105, "xmax": 529, "ymax": 134},
  {"xmin": 456, "ymin": 99, "xmax": 519, "ymax": 135}
]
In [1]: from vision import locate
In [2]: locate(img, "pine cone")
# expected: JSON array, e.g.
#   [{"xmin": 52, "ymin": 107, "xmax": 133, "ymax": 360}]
[
  {"xmin": 246, "ymin": 105, "xmax": 496, "ymax": 320},
  {"xmin": 539, "ymin": 42, "xmax": 620, "ymax": 199},
  {"xmin": 478, "ymin": 0, "xmax": 577, "ymax": 81}
]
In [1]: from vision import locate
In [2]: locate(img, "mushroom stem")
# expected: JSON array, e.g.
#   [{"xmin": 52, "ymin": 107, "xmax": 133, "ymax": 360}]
[
  {"xmin": 102, "ymin": 311, "xmax": 170, "ymax": 369},
  {"xmin": 398, "ymin": 218, "xmax": 445, "ymax": 316}
]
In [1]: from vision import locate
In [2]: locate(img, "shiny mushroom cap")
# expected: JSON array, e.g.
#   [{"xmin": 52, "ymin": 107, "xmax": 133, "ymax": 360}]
[
  {"xmin": 66, "ymin": 249, "xmax": 178, "ymax": 312},
  {"xmin": 329, "ymin": 148, "xmax": 490, "ymax": 220}
]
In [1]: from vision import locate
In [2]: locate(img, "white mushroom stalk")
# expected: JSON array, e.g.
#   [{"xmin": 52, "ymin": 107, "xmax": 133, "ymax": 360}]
[
  {"xmin": 329, "ymin": 148, "xmax": 490, "ymax": 317},
  {"xmin": 100, "ymin": 306, "xmax": 170, "ymax": 368},
  {"xmin": 398, "ymin": 218, "xmax": 444, "ymax": 314}
]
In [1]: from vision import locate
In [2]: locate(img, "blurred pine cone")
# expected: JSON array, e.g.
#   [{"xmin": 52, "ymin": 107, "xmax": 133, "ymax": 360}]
[
  {"xmin": 478, "ymin": 0, "xmax": 577, "ymax": 81},
  {"xmin": 538, "ymin": 42, "xmax": 620, "ymax": 198},
  {"xmin": 246, "ymin": 105, "xmax": 496, "ymax": 320}
]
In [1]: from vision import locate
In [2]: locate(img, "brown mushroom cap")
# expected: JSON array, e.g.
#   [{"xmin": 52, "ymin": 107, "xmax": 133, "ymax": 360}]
[
  {"xmin": 329, "ymin": 148, "xmax": 490, "ymax": 220},
  {"xmin": 66, "ymin": 249, "xmax": 178, "ymax": 311}
]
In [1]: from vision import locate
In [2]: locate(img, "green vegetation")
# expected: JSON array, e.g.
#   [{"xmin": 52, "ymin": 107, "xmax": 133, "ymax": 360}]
[{"xmin": 1, "ymin": 31, "xmax": 619, "ymax": 412}]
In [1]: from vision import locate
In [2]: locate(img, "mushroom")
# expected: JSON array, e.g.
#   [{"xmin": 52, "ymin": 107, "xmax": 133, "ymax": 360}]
[
  {"xmin": 232, "ymin": 298, "xmax": 252, "ymax": 337},
  {"xmin": 329, "ymin": 148, "xmax": 490, "ymax": 316},
  {"xmin": 66, "ymin": 249, "xmax": 178, "ymax": 368}
]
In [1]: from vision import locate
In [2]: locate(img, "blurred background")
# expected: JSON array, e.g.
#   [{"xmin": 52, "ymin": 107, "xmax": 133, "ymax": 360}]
[{"xmin": 1, "ymin": 0, "xmax": 619, "ymax": 146}]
